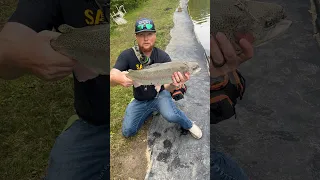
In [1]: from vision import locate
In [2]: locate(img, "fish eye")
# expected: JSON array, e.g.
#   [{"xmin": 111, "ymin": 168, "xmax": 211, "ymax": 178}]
[{"xmin": 265, "ymin": 20, "xmax": 274, "ymax": 28}]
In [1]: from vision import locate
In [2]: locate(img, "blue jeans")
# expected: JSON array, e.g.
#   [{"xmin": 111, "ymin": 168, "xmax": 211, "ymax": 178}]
[
  {"xmin": 122, "ymin": 90, "xmax": 193, "ymax": 137},
  {"xmin": 211, "ymin": 151, "xmax": 249, "ymax": 180},
  {"xmin": 44, "ymin": 119, "xmax": 109, "ymax": 180}
]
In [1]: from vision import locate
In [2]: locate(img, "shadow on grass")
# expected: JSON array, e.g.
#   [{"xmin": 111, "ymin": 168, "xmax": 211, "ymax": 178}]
[{"xmin": 0, "ymin": 76, "xmax": 75, "ymax": 179}]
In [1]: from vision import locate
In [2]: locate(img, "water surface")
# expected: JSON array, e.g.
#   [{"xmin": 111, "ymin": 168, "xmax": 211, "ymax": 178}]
[{"xmin": 188, "ymin": 0, "xmax": 210, "ymax": 56}]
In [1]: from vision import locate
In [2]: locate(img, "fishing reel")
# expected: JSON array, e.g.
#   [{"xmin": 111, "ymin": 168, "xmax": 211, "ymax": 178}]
[{"xmin": 171, "ymin": 84, "xmax": 187, "ymax": 101}]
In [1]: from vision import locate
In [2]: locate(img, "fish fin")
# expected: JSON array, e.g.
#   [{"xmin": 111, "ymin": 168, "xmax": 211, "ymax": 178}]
[
  {"xmin": 133, "ymin": 81, "xmax": 142, "ymax": 88},
  {"xmin": 58, "ymin": 24, "xmax": 75, "ymax": 33}
]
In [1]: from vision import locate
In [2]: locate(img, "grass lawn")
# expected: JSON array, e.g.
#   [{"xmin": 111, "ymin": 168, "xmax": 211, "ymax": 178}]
[
  {"xmin": 0, "ymin": 77, "xmax": 75, "ymax": 180},
  {"xmin": 0, "ymin": 1, "xmax": 75, "ymax": 180},
  {"xmin": 110, "ymin": 0, "xmax": 179, "ymax": 178},
  {"xmin": 0, "ymin": 75, "xmax": 76, "ymax": 180}
]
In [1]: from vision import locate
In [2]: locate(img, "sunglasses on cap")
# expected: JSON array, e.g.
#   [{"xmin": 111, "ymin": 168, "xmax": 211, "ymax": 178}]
[{"xmin": 136, "ymin": 23, "xmax": 154, "ymax": 31}]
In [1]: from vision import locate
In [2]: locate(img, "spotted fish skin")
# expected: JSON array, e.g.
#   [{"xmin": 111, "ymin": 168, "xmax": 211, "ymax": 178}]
[
  {"xmin": 50, "ymin": 24, "xmax": 109, "ymax": 74},
  {"xmin": 211, "ymin": 0, "xmax": 292, "ymax": 53},
  {"xmin": 125, "ymin": 61, "xmax": 201, "ymax": 87}
]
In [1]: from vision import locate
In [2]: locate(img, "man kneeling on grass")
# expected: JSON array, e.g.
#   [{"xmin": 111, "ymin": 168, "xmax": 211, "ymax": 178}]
[{"xmin": 110, "ymin": 18, "xmax": 202, "ymax": 139}]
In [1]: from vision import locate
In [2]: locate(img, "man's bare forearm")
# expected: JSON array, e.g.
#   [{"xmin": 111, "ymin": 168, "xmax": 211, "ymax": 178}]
[
  {"xmin": 0, "ymin": 38, "xmax": 25, "ymax": 80},
  {"xmin": 110, "ymin": 68, "xmax": 122, "ymax": 86},
  {"xmin": 110, "ymin": 75, "xmax": 119, "ymax": 86},
  {"xmin": 0, "ymin": 38, "xmax": 9, "ymax": 66},
  {"xmin": 0, "ymin": 41, "xmax": 4, "ymax": 65},
  {"xmin": 0, "ymin": 23, "xmax": 35, "ymax": 80}
]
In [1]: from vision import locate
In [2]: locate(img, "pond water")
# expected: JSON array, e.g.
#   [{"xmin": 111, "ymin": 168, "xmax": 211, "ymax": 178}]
[{"xmin": 188, "ymin": 0, "xmax": 210, "ymax": 57}]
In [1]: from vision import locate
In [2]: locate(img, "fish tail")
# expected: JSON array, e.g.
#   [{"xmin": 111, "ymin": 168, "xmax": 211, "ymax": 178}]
[
  {"xmin": 58, "ymin": 24, "xmax": 75, "ymax": 33},
  {"xmin": 133, "ymin": 81, "xmax": 142, "ymax": 88}
]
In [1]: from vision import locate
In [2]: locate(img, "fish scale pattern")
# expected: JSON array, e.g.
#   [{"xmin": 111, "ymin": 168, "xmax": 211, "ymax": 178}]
[{"xmin": 50, "ymin": 24, "xmax": 109, "ymax": 74}]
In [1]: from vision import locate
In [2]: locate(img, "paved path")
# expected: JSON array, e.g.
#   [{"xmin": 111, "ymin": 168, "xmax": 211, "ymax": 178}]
[{"xmin": 145, "ymin": 0, "xmax": 210, "ymax": 179}]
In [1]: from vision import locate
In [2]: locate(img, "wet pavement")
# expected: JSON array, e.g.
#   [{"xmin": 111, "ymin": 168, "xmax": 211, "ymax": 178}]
[
  {"xmin": 211, "ymin": 0, "xmax": 320, "ymax": 180},
  {"xmin": 145, "ymin": 0, "xmax": 210, "ymax": 179}
]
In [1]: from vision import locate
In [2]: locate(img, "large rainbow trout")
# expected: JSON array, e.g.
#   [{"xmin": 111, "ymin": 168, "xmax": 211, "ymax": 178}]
[
  {"xmin": 125, "ymin": 61, "xmax": 201, "ymax": 92},
  {"xmin": 50, "ymin": 24, "xmax": 109, "ymax": 75}
]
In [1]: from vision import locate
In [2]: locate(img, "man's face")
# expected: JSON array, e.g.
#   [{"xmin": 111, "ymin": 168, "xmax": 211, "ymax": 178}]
[{"xmin": 135, "ymin": 31, "xmax": 156, "ymax": 52}]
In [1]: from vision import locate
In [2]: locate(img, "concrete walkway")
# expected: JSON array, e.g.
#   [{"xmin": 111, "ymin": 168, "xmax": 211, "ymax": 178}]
[
  {"xmin": 211, "ymin": 0, "xmax": 320, "ymax": 179},
  {"xmin": 145, "ymin": 0, "xmax": 210, "ymax": 179}
]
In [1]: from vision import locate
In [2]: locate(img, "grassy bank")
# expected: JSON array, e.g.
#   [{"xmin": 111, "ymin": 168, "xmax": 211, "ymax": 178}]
[
  {"xmin": 110, "ymin": 0, "xmax": 179, "ymax": 178},
  {"xmin": 0, "ymin": 77, "xmax": 75, "ymax": 180},
  {"xmin": 0, "ymin": 1, "xmax": 75, "ymax": 180},
  {"xmin": 110, "ymin": 0, "xmax": 149, "ymax": 13}
]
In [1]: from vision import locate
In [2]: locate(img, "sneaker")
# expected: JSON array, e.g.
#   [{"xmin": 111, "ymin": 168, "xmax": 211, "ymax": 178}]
[{"xmin": 188, "ymin": 123, "xmax": 202, "ymax": 139}]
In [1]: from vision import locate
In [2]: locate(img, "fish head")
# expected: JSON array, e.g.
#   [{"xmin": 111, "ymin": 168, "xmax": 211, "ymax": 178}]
[
  {"xmin": 244, "ymin": 0, "xmax": 292, "ymax": 47},
  {"xmin": 211, "ymin": 0, "xmax": 292, "ymax": 53},
  {"xmin": 184, "ymin": 62, "xmax": 201, "ymax": 75}
]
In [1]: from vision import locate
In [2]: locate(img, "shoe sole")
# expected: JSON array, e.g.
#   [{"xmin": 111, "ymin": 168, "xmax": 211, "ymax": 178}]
[{"xmin": 190, "ymin": 132, "xmax": 202, "ymax": 139}]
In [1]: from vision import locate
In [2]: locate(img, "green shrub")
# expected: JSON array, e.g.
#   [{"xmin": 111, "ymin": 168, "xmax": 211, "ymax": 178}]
[{"xmin": 110, "ymin": 0, "xmax": 149, "ymax": 13}]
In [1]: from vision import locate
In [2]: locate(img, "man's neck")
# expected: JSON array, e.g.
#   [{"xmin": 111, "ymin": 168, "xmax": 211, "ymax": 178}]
[{"xmin": 141, "ymin": 48, "xmax": 153, "ymax": 57}]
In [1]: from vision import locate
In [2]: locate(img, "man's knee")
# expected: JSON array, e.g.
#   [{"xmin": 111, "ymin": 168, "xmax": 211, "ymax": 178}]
[
  {"xmin": 211, "ymin": 151, "xmax": 249, "ymax": 180},
  {"xmin": 45, "ymin": 123, "xmax": 108, "ymax": 180},
  {"xmin": 122, "ymin": 126, "xmax": 137, "ymax": 138}
]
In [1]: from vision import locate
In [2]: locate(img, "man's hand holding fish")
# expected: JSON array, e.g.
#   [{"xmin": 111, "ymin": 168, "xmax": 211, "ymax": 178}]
[
  {"xmin": 210, "ymin": 32, "xmax": 254, "ymax": 78},
  {"xmin": 164, "ymin": 71, "xmax": 190, "ymax": 92}
]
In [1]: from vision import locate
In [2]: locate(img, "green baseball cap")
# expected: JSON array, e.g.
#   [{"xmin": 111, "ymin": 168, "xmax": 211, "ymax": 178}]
[{"xmin": 135, "ymin": 18, "xmax": 156, "ymax": 34}]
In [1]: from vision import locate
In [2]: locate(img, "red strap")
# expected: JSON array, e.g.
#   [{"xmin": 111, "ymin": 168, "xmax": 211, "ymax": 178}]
[
  {"xmin": 172, "ymin": 91, "xmax": 183, "ymax": 96},
  {"xmin": 210, "ymin": 74, "xmax": 229, "ymax": 90},
  {"xmin": 210, "ymin": 94, "xmax": 233, "ymax": 105},
  {"xmin": 232, "ymin": 71, "xmax": 244, "ymax": 95}
]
